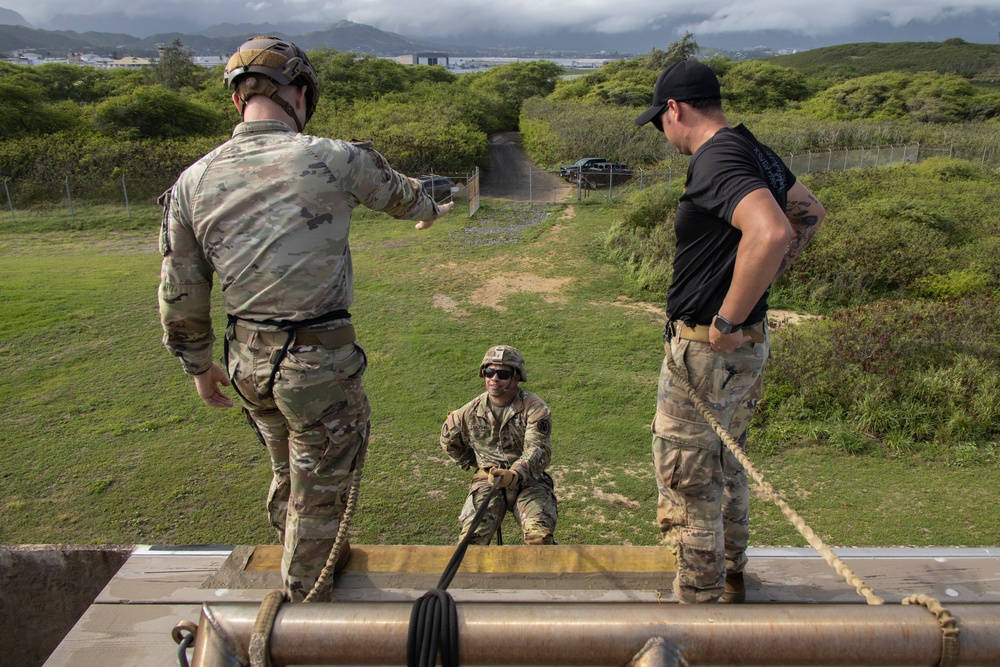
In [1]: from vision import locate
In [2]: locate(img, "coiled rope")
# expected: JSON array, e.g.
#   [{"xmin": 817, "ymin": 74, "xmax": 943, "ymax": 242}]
[
  {"xmin": 667, "ymin": 351, "xmax": 961, "ymax": 666},
  {"xmin": 408, "ymin": 476, "xmax": 504, "ymax": 667}
]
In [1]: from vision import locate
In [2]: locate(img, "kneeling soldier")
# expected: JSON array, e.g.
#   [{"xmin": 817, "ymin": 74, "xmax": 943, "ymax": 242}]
[{"xmin": 440, "ymin": 345, "xmax": 558, "ymax": 544}]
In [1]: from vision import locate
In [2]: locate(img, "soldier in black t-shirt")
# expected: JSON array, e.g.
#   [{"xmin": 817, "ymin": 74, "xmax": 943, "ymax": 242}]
[{"xmin": 636, "ymin": 60, "xmax": 826, "ymax": 604}]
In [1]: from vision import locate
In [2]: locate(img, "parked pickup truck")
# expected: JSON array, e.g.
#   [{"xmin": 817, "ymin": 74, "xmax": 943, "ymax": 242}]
[{"xmin": 559, "ymin": 157, "xmax": 634, "ymax": 186}]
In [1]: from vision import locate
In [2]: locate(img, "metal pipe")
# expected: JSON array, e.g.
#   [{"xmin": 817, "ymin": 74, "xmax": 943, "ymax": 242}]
[{"xmin": 189, "ymin": 602, "xmax": 1000, "ymax": 667}]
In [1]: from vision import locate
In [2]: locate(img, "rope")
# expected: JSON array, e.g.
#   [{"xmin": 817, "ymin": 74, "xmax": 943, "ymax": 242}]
[
  {"xmin": 246, "ymin": 425, "xmax": 369, "ymax": 666},
  {"xmin": 407, "ymin": 476, "xmax": 504, "ymax": 667},
  {"xmin": 666, "ymin": 353, "xmax": 885, "ymax": 605},
  {"xmin": 903, "ymin": 594, "xmax": 961, "ymax": 667},
  {"xmin": 249, "ymin": 590, "xmax": 285, "ymax": 667},
  {"xmin": 304, "ymin": 428, "xmax": 369, "ymax": 602}
]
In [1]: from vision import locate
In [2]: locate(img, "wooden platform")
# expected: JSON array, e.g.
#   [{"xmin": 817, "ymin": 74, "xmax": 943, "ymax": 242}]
[{"xmin": 43, "ymin": 545, "xmax": 1000, "ymax": 666}]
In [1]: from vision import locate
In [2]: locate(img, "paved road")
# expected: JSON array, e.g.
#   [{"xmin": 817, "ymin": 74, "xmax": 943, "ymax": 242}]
[{"xmin": 480, "ymin": 131, "xmax": 572, "ymax": 202}]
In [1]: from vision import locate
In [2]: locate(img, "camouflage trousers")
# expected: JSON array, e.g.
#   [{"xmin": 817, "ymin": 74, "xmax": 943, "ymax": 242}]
[
  {"xmin": 458, "ymin": 472, "xmax": 558, "ymax": 545},
  {"xmin": 227, "ymin": 328, "xmax": 371, "ymax": 602},
  {"xmin": 652, "ymin": 327, "xmax": 768, "ymax": 603}
]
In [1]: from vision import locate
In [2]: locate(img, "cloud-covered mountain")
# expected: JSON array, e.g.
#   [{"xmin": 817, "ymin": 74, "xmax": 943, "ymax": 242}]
[{"xmin": 3, "ymin": 4, "xmax": 1000, "ymax": 58}]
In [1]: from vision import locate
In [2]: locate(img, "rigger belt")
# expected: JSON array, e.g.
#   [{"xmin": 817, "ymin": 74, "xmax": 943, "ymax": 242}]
[
  {"xmin": 224, "ymin": 309, "xmax": 354, "ymax": 399},
  {"xmin": 668, "ymin": 319, "xmax": 766, "ymax": 344},
  {"xmin": 232, "ymin": 321, "xmax": 356, "ymax": 349}
]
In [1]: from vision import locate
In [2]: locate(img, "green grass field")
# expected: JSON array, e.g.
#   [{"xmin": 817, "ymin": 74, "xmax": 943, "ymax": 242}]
[{"xmin": 1, "ymin": 199, "xmax": 997, "ymax": 548}]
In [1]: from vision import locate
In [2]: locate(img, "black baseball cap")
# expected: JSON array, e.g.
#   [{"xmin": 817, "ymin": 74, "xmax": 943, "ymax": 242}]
[{"xmin": 635, "ymin": 60, "xmax": 721, "ymax": 127}]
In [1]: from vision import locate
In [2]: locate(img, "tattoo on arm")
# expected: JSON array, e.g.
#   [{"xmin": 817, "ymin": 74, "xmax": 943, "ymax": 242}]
[{"xmin": 776, "ymin": 193, "xmax": 823, "ymax": 277}]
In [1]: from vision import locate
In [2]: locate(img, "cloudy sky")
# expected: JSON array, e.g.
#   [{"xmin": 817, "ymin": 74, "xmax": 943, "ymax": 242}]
[{"xmin": 4, "ymin": 0, "xmax": 1000, "ymax": 49}]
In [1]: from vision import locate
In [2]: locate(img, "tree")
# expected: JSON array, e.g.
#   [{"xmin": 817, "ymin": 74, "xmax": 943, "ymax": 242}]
[
  {"xmin": 643, "ymin": 32, "xmax": 699, "ymax": 71},
  {"xmin": 461, "ymin": 60, "xmax": 564, "ymax": 130},
  {"xmin": 150, "ymin": 39, "xmax": 205, "ymax": 92}
]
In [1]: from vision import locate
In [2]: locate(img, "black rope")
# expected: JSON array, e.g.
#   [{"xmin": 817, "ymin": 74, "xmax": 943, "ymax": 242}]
[{"xmin": 407, "ymin": 476, "xmax": 503, "ymax": 667}]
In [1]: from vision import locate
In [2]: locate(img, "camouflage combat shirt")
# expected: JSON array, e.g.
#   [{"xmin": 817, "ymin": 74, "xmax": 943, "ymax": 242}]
[
  {"xmin": 440, "ymin": 389, "xmax": 552, "ymax": 482},
  {"xmin": 158, "ymin": 119, "xmax": 440, "ymax": 375}
]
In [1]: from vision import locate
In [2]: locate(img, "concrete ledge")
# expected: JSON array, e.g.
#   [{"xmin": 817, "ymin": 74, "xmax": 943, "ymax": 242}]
[{"xmin": 0, "ymin": 545, "xmax": 132, "ymax": 667}]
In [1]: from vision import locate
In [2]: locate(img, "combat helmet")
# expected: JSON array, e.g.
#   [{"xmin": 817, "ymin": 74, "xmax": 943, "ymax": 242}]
[
  {"xmin": 224, "ymin": 35, "xmax": 320, "ymax": 131},
  {"xmin": 479, "ymin": 345, "xmax": 527, "ymax": 382}
]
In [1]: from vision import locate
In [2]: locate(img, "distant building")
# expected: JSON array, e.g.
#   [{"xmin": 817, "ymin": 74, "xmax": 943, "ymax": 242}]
[
  {"xmin": 396, "ymin": 52, "xmax": 450, "ymax": 67},
  {"xmin": 68, "ymin": 52, "xmax": 111, "ymax": 66},
  {"xmin": 192, "ymin": 56, "xmax": 227, "ymax": 68},
  {"xmin": 104, "ymin": 56, "xmax": 153, "ymax": 69},
  {"xmin": 5, "ymin": 51, "xmax": 43, "ymax": 66}
]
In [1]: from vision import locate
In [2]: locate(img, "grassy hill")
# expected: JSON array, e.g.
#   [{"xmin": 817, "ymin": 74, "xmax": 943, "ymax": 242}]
[{"xmin": 768, "ymin": 39, "xmax": 1000, "ymax": 86}]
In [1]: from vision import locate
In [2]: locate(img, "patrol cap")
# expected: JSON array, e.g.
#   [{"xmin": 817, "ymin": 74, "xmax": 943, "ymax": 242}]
[
  {"xmin": 479, "ymin": 345, "xmax": 527, "ymax": 382},
  {"xmin": 635, "ymin": 59, "xmax": 721, "ymax": 127}
]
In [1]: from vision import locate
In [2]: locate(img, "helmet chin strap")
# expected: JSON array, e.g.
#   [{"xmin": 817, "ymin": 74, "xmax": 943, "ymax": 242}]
[{"xmin": 236, "ymin": 76, "xmax": 304, "ymax": 132}]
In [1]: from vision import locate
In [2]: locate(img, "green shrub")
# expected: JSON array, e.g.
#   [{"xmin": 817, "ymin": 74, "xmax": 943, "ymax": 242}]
[{"xmin": 762, "ymin": 297, "xmax": 1000, "ymax": 455}]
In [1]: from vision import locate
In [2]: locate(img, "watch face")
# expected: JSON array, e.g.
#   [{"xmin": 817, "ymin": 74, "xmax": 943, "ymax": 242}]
[{"xmin": 714, "ymin": 317, "xmax": 735, "ymax": 334}]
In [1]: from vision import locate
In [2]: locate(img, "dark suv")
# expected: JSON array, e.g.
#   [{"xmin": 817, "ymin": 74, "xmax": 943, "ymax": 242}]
[{"xmin": 419, "ymin": 175, "xmax": 455, "ymax": 203}]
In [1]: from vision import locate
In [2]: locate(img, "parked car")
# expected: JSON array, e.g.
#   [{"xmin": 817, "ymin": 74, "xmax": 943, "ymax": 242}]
[
  {"xmin": 560, "ymin": 158, "xmax": 634, "ymax": 185},
  {"xmin": 419, "ymin": 175, "xmax": 455, "ymax": 203},
  {"xmin": 559, "ymin": 157, "xmax": 610, "ymax": 179}
]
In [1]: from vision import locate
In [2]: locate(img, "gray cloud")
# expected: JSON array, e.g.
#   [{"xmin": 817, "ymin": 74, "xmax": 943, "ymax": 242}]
[{"xmin": 4, "ymin": 0, "xmax": 999, "ymax": 43}]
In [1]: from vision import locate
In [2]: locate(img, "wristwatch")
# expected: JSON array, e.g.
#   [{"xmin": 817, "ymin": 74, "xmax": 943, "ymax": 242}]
[{"xmin": 713, "ymin": 315, "xmax": 738, "ymax": 335}]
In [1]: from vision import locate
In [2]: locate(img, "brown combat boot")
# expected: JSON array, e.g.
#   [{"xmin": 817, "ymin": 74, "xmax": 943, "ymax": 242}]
[{"xmin": 722, "ymin": 571, "xmax": 745, "ymax": 603}]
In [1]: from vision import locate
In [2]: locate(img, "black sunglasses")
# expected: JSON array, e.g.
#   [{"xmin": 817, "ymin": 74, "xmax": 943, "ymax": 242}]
[{"xmin": 483, "ymin": 368, "xmax": 515, "ymax": 380}]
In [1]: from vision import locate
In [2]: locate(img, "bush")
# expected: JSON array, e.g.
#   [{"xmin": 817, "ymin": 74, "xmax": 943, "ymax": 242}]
[
  {"xmin": 761, "ymin": 297, "xmax": 1000, "ymax": 456},
  {"xmin": 92, "ymin": 86, "xmax": 227, "ymax": 139}
]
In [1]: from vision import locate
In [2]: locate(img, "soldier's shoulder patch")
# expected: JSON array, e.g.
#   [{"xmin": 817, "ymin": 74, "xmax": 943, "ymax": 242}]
[
  {"xmin": 444, "ymin": 412, "xmax": 457, "ymax": 431},
  {"xmin": 536, "ymin": 418, "xmax": 551, "ymax": 436}
]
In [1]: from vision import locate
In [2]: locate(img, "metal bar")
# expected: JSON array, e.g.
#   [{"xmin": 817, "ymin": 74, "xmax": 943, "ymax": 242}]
[{"xmin": 189, "ymin": 602, "xmax": 1000, "ymax": 667}]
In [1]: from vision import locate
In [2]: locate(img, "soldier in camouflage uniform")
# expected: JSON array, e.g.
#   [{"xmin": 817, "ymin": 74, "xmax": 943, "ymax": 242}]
[
  {"xmin": 440, "ymin": 346, "xmax": 557, "ymax": 545},
  {"xmin": 635, "ymin": 61, "xmax": 825, "ymax": 603},
  {"xmin": 157, "ymin": 36, "xmax": 452, "ymax": 602}
]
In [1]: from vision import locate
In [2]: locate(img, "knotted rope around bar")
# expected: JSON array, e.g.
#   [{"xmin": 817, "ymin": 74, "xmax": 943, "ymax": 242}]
[
  {"xmin": 668, "ymin": 349, "xmax": 963, "ymax": 664},
  {"xmin": 665, "ymin": 353, "xmax": 885, "ymax": 606},
  {"xmin": 248, "ymin": 428, "xmax": 369, "ymax": 667},
  {"xmin": 903, "ymin": 594, "xmax": 961, "ymax": 667}
]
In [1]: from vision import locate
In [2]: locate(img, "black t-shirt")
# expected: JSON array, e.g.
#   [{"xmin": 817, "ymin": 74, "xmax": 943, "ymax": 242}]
[{"xmin": 665, "ymin": 124, "xmax": 795, "ymax": 327}]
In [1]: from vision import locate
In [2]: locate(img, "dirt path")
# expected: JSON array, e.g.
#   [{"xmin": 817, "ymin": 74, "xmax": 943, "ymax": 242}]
[{"xmin": 480, "ymin": 131, "xmax": 574, "ymax": 201}]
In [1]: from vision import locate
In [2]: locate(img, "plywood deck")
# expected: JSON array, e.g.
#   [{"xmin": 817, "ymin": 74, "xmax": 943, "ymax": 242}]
[{"xmin": 43, "ymin": 546, "xmax": 1000, "ymax": 666}]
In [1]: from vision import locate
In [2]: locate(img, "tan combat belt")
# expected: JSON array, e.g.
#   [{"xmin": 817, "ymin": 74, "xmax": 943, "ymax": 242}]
[
  {"xmin": 668, "ymin": 319, "xmax": 766, "ymax": 345},
  {"xmin": 232, "ymin": 321, "xmax": 356, "ymax": 349}
]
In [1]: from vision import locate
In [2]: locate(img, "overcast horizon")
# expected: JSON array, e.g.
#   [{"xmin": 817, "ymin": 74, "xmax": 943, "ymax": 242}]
[{"xmin": 3, "ymin": 1, "xmax": 1000, "ymax": 53}]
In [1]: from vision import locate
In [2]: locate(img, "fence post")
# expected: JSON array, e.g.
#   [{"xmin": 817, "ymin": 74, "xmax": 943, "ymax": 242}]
[
  {"xmin": 3, "ymin": 178, "xmax": 15, "ymax": 224},
  {"xmin": 65, "ymin": 175, "xmax": 75, "ymax": 218},
  {"xmin": 901, "ymin": 145, "xmax": 907, "ymax": 163},
  {"xmin": 827, "ymin": 149, "xmax": 832, "ymax": 172},
  {"xmin": 889, "ymin": 145, "xmax": 894, "ymax": 164},
  {"xmin": 915, "ymin": 142, "xmax": 920, "ymax": 162},
  {"xmin": 528, "ymin": 167, "xmax": 533, "ymax": 210},
  {"xmin": 121, "ymin": 173, "xmax": 131, "ymax": 218},
  {"xmin": 788, "ymin": 154, "xmax": 794, "ymax": 172},
  {"xmin": 806, "ymin": 151, "xmax": 812, "ymax": 173},
  {"xmin": 844, "ymin": 149, "xmax": 849, "ymax": 170},
  {"xmin": 608, "ymin": 164, "xmax": 614, "ymax": 202},
  {"xmin": 875, "ymin": 146, "xmax": 880, "ymax": 167}
]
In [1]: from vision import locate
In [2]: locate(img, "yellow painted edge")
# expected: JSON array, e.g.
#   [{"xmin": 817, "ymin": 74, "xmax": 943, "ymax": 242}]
[{"xmin": 245, "ymin": 545, "xmax": 675, "ymax": 574}]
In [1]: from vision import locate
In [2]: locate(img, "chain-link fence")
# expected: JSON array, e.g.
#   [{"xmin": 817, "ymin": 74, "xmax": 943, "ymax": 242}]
[{"xmin": 527, "ymin": 141, "xmax": 999, "ymax": 207}]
